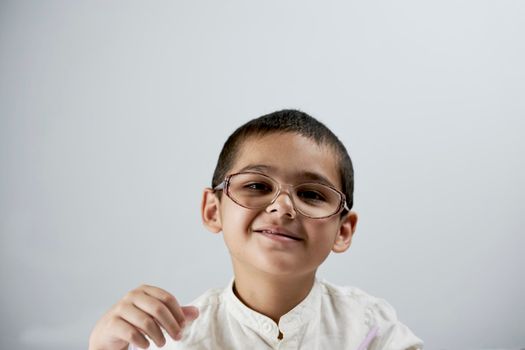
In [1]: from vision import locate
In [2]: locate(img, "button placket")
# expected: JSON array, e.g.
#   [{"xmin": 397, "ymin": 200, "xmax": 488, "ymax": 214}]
[{"xmin": 262, "ymin": 322, "xmax": 273, "ymax": 333}]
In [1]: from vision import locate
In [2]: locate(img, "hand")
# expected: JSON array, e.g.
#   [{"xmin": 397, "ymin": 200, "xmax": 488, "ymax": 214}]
[{"xmin": 88, "ymin": 284, "xmax": 199, "ymax": 350}]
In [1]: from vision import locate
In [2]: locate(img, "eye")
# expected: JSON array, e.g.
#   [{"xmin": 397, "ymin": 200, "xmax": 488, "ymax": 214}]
[
  {"xmin": 297, "ymin": 190, "xmax": 327, "ymax": 202},
  {"xmin": 244, "ymin": 182, "xmax": 272, "ymax": 192}
]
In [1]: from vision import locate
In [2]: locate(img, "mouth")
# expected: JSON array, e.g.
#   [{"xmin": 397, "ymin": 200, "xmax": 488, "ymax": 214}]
[{"xmin": 253, "ymin": 228, "xmax": 304, "ymax": 241}]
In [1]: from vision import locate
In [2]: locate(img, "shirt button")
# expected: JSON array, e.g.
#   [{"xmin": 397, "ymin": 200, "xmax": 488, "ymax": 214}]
[{"xmin": 262, "ymin": 322, "xmax": 272, "ymax": 333}]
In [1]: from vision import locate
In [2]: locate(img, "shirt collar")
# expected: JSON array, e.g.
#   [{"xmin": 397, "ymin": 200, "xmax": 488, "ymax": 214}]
[{"xmin": 224, "ymin": 277, "xmax": 322, "ymax": 338}]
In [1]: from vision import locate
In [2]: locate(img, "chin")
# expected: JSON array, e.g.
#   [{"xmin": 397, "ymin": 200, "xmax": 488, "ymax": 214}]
[{"xmin": 251, "ymin": 255, "xmax": 313, "ymax": 278}]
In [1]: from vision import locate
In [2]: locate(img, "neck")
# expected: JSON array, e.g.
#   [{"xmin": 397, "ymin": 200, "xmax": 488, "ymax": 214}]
[{"xmin": 231, "ymin": 262, "xmax": 316, "ymax": 324}]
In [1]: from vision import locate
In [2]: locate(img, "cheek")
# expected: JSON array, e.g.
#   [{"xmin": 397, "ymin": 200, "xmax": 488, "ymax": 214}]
[
  {"xmin": 220, "ymin": 201, "xmax": 257, "ymax": 236},
  {"xmin": 306, "ymin": 220, "xmax": 340, "ymax": 248},
  {"xmin": 220, "ymin": 204, "xmax": 261, "ymax": 257}
]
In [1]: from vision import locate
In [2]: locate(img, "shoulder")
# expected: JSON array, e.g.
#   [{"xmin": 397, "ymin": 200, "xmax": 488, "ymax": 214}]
[
  {"xmin": 188, "ymin": 286, "xmax": 224, "ymax": 309},
  {"xmin": 319, "ymin": 279, "xmax": 401, "ymax": 319},
  {"xmin": 137, "ymin": 286, "xmax": 229, "ymax": 350},
  {"xmin": 318, "ymin": 279, "xmax": 424, "ymax": 350},
  {"xmin": 183, "ymin": 285, "xmax": 226, "ymax": 334},
  {"xmin": 319, "ymin": 279, "xmax": 390, "ymax": 313},
  {"xmin": 171, "ymin": 286, "xmax": 229, "ymax": 348}
]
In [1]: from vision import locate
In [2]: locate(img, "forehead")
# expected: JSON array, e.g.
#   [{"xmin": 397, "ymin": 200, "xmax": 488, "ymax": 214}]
[{"xmin": 230, "ymin": 132, "xmax": 341, "ymax": 189}]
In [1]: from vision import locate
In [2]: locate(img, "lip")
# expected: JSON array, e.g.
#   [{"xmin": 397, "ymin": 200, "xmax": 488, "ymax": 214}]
[{"xmin": 253, "ymin": 226, "xmax": 304, "ymax": 241}]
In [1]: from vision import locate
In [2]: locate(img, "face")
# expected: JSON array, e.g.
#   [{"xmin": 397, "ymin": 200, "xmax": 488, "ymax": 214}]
[{"xmin": 202, "ymin": 132, "xmax": 357, "ymax": 279}]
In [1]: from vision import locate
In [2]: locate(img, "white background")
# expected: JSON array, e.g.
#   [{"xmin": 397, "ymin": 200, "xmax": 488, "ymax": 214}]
[{"xmin": 1, "ymin": 1, "xmax": 524, "ymax": 349}]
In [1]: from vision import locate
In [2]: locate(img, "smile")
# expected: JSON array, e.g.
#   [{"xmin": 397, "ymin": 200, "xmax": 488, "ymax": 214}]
[{"xmin": 253, "ymin": 229, "xmax": 304, "ymax": 241}]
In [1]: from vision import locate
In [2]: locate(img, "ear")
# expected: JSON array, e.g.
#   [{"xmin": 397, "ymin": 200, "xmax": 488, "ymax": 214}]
[
  {"xmin": 332, "ymin": 211, "xmax": 358, "ymax": 253},
  {"xmin": 201, "ymin": 188, "xmax": 223, "ymax": 233}
]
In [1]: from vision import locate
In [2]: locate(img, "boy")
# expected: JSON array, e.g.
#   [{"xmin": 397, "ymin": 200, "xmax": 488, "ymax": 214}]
[{"xmin": 89, "ymin": 110, "xmax": 423, "ymax": 350}]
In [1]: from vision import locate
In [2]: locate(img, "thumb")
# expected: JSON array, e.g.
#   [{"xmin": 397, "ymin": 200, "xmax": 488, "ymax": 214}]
[{"xmin": 181, "ymin": 306, "xmax": 199, "ymax": 322}]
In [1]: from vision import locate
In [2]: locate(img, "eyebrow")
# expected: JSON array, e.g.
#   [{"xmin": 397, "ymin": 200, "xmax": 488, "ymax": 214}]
[{"xmin": 237, "ymin": 164, "xmax": 338, "ymax": 188}]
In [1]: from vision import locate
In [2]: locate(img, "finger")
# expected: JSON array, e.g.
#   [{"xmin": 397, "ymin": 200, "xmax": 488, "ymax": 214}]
[
  {"xmin": 140, "ymin": 285, "xmax": 187, "ymax": 328},
  {"xmin": 181, "ymin": 306, "xmax": 199, "ymax": 322},
  {"xmin": 110, "ymin": 316, "xmax": 150, "ymax": 349},
  {"xmin": 117, "ymin": 302, "xmax": 167, "ymax": 347},
  {"xmin": 131, "ymin": 291, "xmax": 182, "ymax": 340}
]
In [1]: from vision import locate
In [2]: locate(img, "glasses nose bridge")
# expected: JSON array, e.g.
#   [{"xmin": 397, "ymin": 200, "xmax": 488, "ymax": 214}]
[
  {"xmin": 271, "ymin": 181, "xmax": 297, "ymax": 202},
  {"xmin": 267, "ymin": 181, "xmax": 298, "ymax": 216}
]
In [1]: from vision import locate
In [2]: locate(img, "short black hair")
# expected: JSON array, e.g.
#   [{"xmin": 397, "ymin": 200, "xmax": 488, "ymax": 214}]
[{"xmin": 211, "ymin": 109, "xmax": 354, "ymax": 212}]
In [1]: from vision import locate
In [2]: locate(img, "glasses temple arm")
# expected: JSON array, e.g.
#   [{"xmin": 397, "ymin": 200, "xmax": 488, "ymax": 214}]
[{"xmin": 213, "ymin": 181, "xmax": 225, "ymax": 191}]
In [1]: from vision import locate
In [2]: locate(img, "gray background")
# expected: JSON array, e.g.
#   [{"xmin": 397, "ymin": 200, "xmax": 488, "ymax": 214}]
[{"xmin": 1, "ymin": 1, "xmax": 524, "ymax": 349}]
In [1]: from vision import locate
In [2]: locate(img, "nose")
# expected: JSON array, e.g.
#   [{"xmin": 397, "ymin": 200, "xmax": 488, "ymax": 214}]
[{"xmin": 265, "ymin": 190, "xmax": 297, "ymax": 219}]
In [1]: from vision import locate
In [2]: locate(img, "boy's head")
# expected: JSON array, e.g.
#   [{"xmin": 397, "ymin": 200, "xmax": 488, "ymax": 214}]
[
  {"xmin": 202, "ymin": 109, "xmax": 358, "ymax": 279},
  {"xmin": 211, "ymin": 109, "xmax": 354, "ymax": 212}
]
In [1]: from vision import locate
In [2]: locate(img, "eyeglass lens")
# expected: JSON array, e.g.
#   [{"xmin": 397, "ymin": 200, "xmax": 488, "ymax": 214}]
[{"xmin": 227, "ymin": 173, "xmax": 343, "ymax": 218}]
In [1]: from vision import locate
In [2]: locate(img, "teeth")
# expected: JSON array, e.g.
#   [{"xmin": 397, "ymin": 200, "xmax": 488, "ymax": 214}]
[
  {"xmin": 256, "ymin": 229, "xmax": 301, "ymax": 240},
  {"xmin": 262, "ymin": 231, "xmax": 297, "ymax": 239}
]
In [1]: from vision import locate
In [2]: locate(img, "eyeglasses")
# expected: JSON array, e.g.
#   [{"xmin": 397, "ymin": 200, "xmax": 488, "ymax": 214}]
[{"xmin": 213, "ymin": 172, "xmax": 349, "ymax": 219}]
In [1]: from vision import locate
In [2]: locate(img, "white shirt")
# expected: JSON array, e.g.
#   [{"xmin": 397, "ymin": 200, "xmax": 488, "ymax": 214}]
[{"xmin": 130, "ymin": 279, "xmax": 423, "ymax": 350}]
